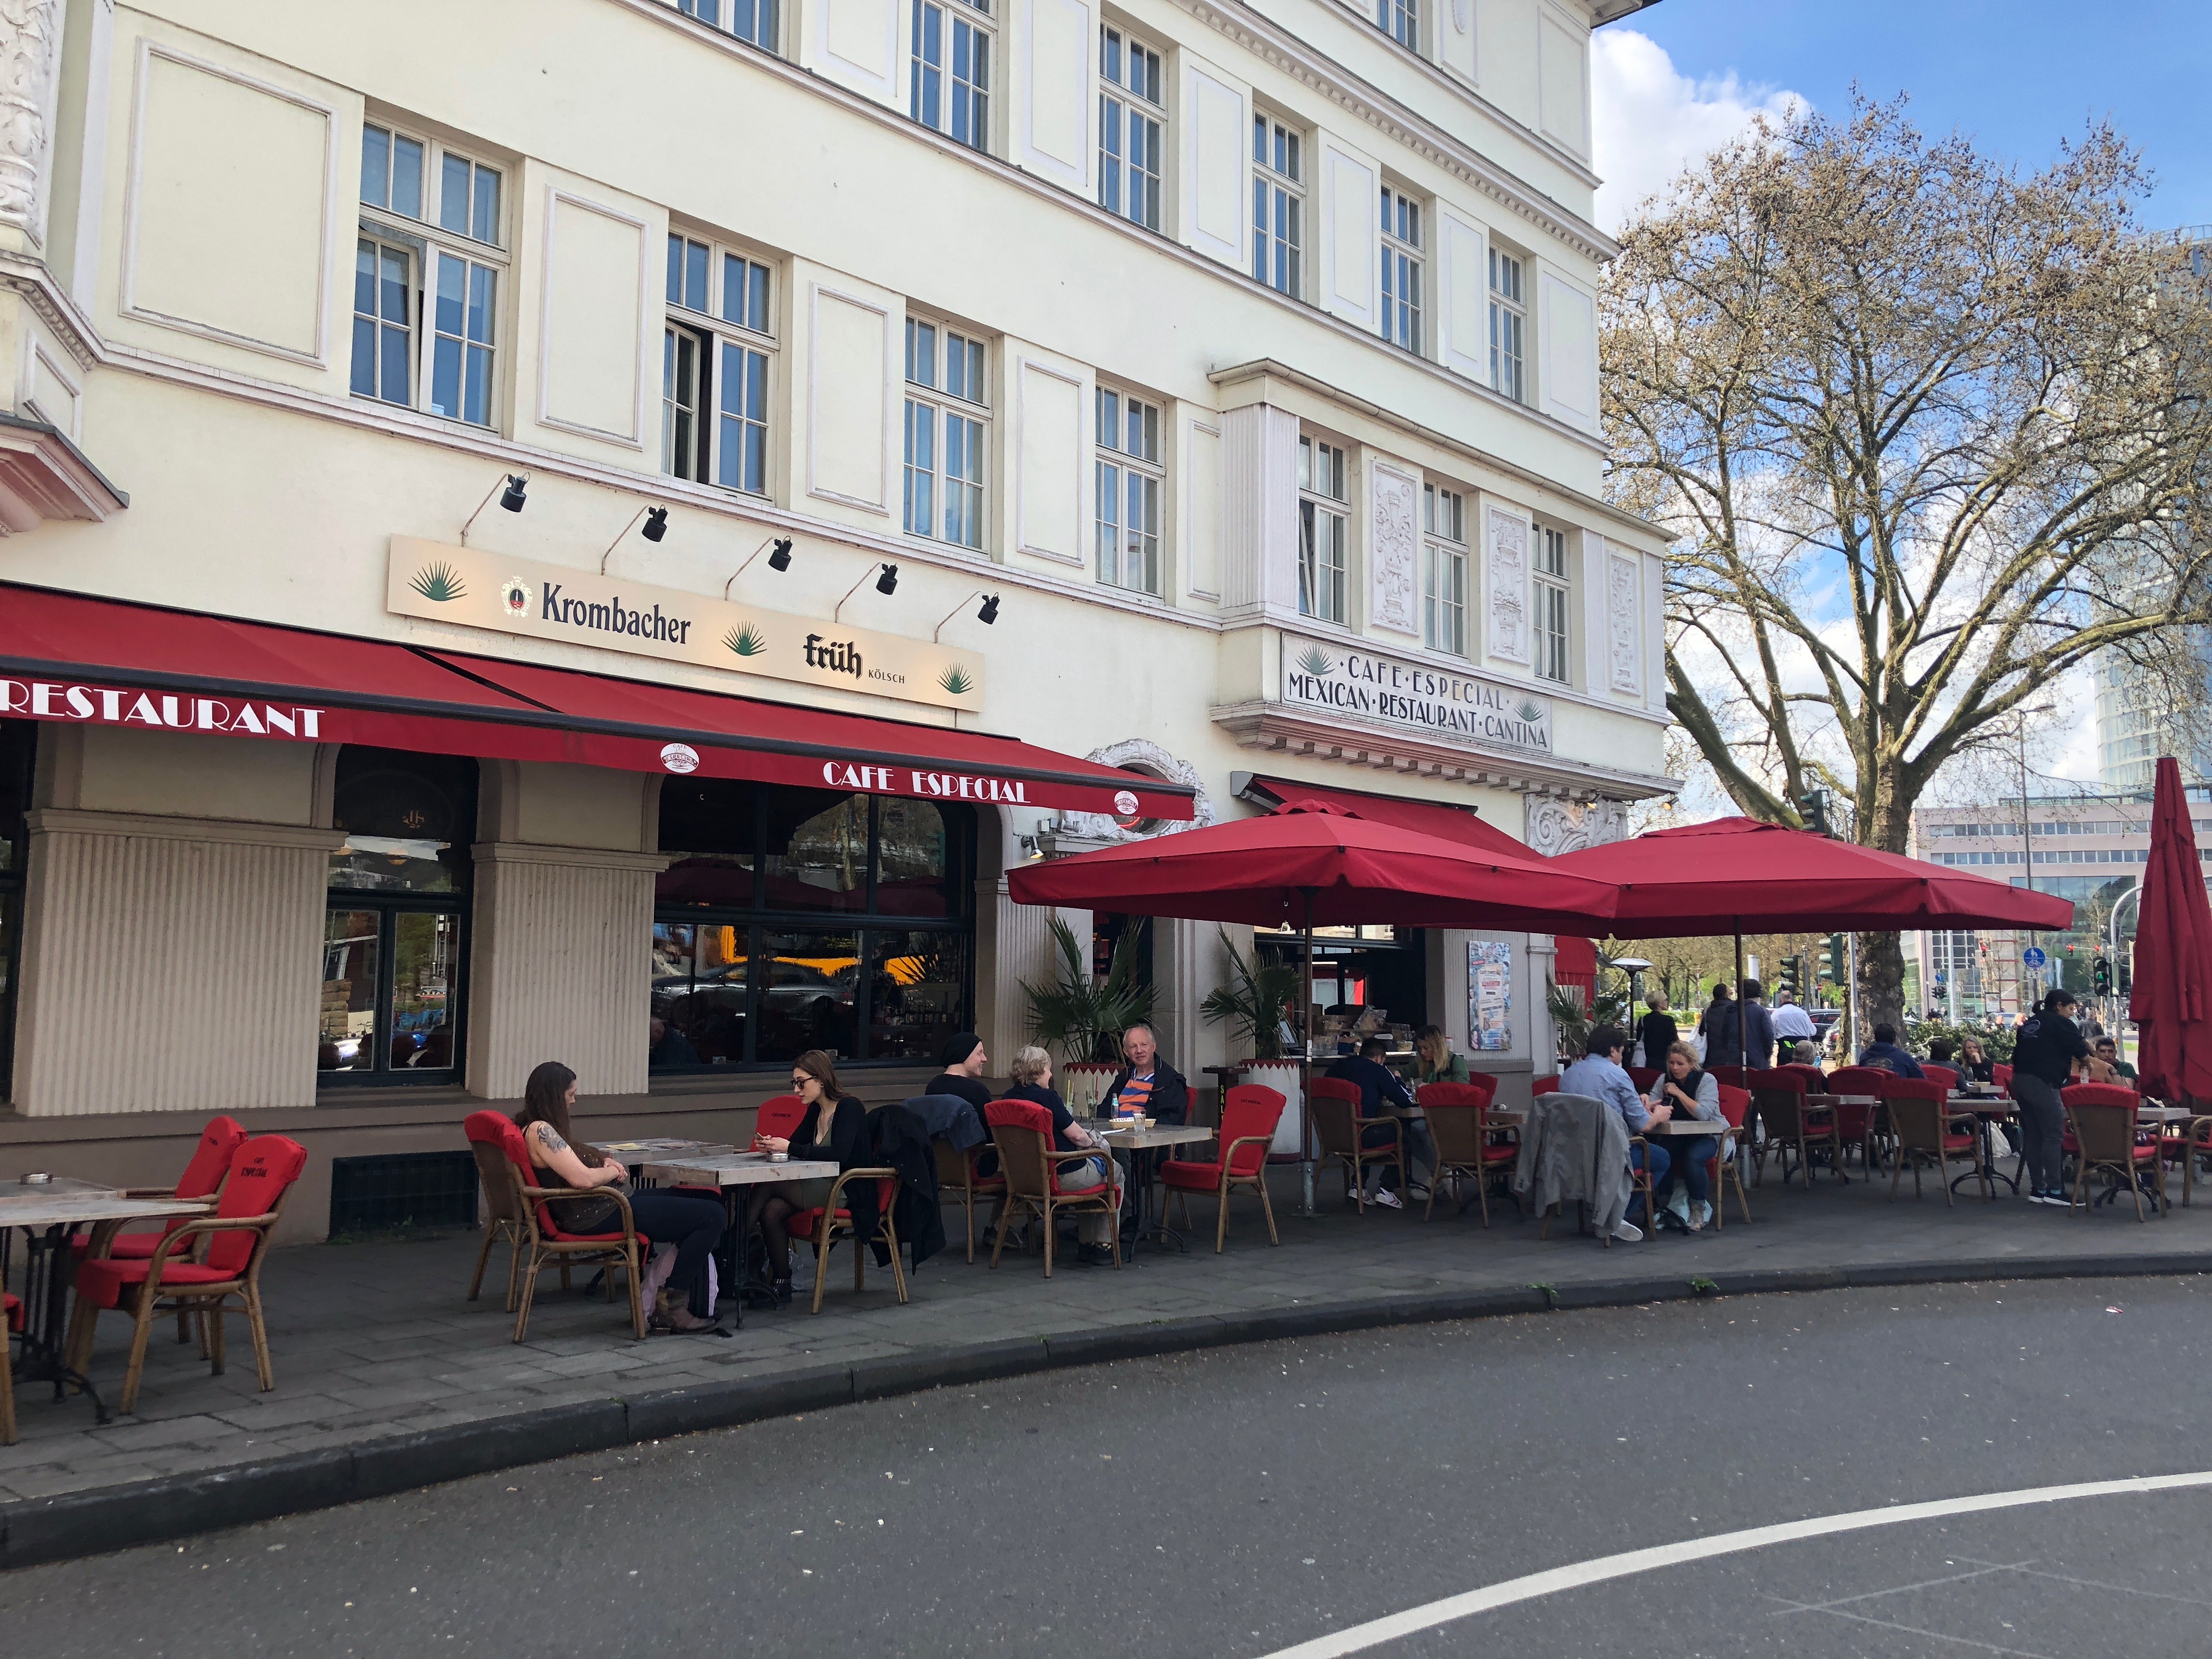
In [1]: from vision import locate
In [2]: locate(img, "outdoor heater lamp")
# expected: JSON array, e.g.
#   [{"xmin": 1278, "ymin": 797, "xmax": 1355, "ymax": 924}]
[
  {"xmin": 722, "ymin": 535, "xmax": 795, "ymax": 599},
  {"xmin": 933, "ymin": 590, "xmax": 1002, "ymax": 640},
  {"xmin": 459, "ymin": 471, "xmax": 530, "ymax": 544}
]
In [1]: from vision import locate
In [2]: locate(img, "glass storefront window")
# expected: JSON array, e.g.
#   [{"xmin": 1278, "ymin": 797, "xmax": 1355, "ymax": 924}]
[
  {"xmin": 1, "ymin": 720, "xmax": 33, "ymax": 1097},
  {"xmin": 323, "ymin": 747, "xmax": 474, "ymax": 1084},
  {"xmin": 867, "ymin": 929, "xmax": 970, "ymax": 1062},
  {"xmin": 652, "ymin": 780, "xmax": 973, "ymax": 1070},
  {"xmin": 757, "ymin": 929, "xmax": 860, "ymax": 1060}
]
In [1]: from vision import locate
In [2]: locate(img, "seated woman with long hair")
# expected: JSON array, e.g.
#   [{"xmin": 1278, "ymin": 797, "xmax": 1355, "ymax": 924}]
[
  {"xmin": 515, "ymin": 1061, "xmax": 727, "ymax": 1335},
  {"xmin": 753, "ymin": 1049, "xmax": 871, "ymax": 1307}
]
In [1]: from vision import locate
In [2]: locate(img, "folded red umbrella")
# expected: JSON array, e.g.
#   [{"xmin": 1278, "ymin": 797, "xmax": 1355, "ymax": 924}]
[
  {"xmin": 1546, "ymin": 816, "xmax": 2074, "ymax": 935},
  {"xmin": 2128, "ymin": 758, "xmax": 2212, "ymax": 1105},
  {"xmin": 1006, "ymin": 800, "xmax": 1618, "ymax": 932}
]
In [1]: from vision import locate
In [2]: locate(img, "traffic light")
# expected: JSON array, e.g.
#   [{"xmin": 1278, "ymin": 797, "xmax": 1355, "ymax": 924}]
[
  {"xmin": 2119, "ymin": 958, "xmax": 2132, "ymax": 995},
  {"xmin": 2094, "ymin": 955, "xmax": 2113, "ymax": 995},
  {"xmin": 1778, "ymin": 955, "xmax": 1801, "ymax": 999},
  {"xmin": 1796, "ymin": 789, "xmax": 1831, "ymax": 837},
  {"xmin": 1818, "ymin": 934, "xmax": 1843, "ymax": 984}
]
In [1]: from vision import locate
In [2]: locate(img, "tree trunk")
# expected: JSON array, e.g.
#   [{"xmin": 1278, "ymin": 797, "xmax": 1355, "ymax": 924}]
[{"xmin": 1855, "ymin": 799, "xmax": 1915, "ymax": 1035}]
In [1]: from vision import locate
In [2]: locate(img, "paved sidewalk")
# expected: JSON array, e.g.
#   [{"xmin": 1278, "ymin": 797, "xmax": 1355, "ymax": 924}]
[{"xmin": 4, "ymin": 1160, "xmax": 2208, "ymax": 1527}]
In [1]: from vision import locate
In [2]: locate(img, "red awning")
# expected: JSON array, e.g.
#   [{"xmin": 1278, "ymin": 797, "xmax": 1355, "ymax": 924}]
[
  {"xmin": 0, "ymin": 582, "xmax": 1196, "ymax": 819},
  {"xmin": 1235, "ymin": 773, "xmax": 1530, "ymax": 856},
  {"xmin": 1553, "ymin": 934, "xmax": 1598, "ymax": 989}
]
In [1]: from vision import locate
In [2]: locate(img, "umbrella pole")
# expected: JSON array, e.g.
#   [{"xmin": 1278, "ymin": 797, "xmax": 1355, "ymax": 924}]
[
  {"xmin": 1734, "ymin": 922, "xmax": 1747, "ymax": 1075},
  {"xmin": 1298, "ymin": 888, "xmax": 1317, "ymax": 1217}
]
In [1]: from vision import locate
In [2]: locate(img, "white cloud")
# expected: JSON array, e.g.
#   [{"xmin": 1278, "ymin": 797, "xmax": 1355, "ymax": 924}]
[{"xmin": 1590, "ymin": 30, "xmax": 1804, "ymax": 233}]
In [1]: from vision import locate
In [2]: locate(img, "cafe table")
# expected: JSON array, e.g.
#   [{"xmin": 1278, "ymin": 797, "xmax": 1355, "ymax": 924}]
[
  {"xmin": 639, "ymin": 1152, "xmax": 838, "ymax": 1322},
  {"xmin": 0, "ymin": 1178, "xmax": 212, "ymax": 1425},
  {"xmin": 1946, "ymin": 1093, "xmax": 2021, "ymax": 1195},
  {"xmin": 1098, "ymin": 1122, "xmax": 1216, "ymax": 1257}
]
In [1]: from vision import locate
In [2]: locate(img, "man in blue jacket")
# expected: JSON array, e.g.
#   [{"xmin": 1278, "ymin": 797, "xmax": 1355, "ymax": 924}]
[
  {"xmin": 1856, "ymin": 1023, "xmax": 1926, "ymax": 1079},
  {"xmin": 1325, "ymin": 1036, "xmax": 1428, "ymax": 1207}
]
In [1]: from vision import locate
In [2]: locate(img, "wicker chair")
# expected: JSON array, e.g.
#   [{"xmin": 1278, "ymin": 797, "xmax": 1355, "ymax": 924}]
[
  {"xmin": 1880, "ymin": 1077, "xmax": 1989, "ymax": 1204},
  {"xmin": 462, "ymin": 1110, "xmax": 531, "ymax": 1311},
  {"xmin": 1160, "ymin": 1084, "xmax": 1285, "ymax": 1252},
  {"xmin": 986, "ymin": 1099, "xmax": 1119, "ymax": 1277},
  {"xmin": 788, "ymin": 1169, "xmax": 910, "ymax": 1312},
  {"xmin": 1310, "ymin": 1076, "xmax": 1404, "ymax": 1210},
  {"xmin": 1701, "ymin": 1084, "xmax": 1754, "ymax": 1228},
  {"xmin": 1822, "ymin": 1066, "xmax": 1898, "ymax": 1175},
  {"xmin": 1417, "ymin": 1079, "xmax": 1509, "ymax": 1224},
  {"xmin": 64, "ymin": 1135, "xmax": 308, "ymax": 1415},
  {"xmin": 1748, "ymin": 1068, "xmax": 1843, "ymax": 1187},
  {"xmin": 2063, "ymin": 1084, "xmax": 2162, "ymax": 1221},
  {"xmin": 934, "ymin": 1139, "xmax": 1005, "ymax": 1263},
  {"xmin": 488, "ymin": 1117, "xmax": 647, "ymax": 1342},
  {"xmin": 1, "ymin": 1291, "xmax": 19, "ymax": 1446}
]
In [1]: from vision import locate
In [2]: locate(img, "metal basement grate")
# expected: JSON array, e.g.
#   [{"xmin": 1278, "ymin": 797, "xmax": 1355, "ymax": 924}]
[{"xmin": 328, "ymin": 1150, "xmax": 478, "ymax": 1237}]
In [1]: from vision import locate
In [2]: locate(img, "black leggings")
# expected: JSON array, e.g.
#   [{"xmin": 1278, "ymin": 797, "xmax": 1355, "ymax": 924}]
[{"xmin": 626, "ymin": 1191, "xmax": 725, "ymax": 1317}]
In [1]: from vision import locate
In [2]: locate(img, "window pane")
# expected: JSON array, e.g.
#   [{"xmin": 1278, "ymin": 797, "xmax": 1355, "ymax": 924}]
[
  {"xmin": 360, "ymin": 123, "xmax": 389, "ymax": 207},
  {"xmin": 726, "ymin": 253, "xmax": 771, "ymax": 332},
  {"xmin": 319, "ymin": 910, "xmax": 380, "ymax": 1073},
  {"xmin": 666, "ymin": 233, "xmax": 685, "ymax": 304},
  {"xmin": 764, "ymin": 791, "xmax": 870, "ymax": 912},
  {"xmin": 906, "ymin": 318, "xmax": 936, "ymax": 387},
  {"xmin": 756, "ymin": 929, "xmax": 860, "ymax": 1061},
  {"xmin": 1096, "ymin": 458, "xmax": 1121, "ymax": 583},
  {"xmin": 684, "ymin": 239, "xmax": 709, "ymax": 312},
  {"xmin": 657, "ymin": 777, "xmax": 760, "ymax": 905},
  {"xmin": 874, "ymin": 799, "xmax": 955, "ymax": 916},
  {"xmin": 472, "ymin": 165, "xmax": 500, "ymax": 245},
  {"xmin": 903, "ymin": 399, "xmax": 935, "ymax": 534},
  {"xmin": 867, "ymin": 930, "xmax": 969, "ymax": 1062},
  {"xmin": 439, "ymin": 152, "xmax": 471, "ymax": 235},
  {"xmin": 392, "ymin": 136, "xmax": 423, "ymax": 219},
  {"xmin": 719, "ymin": 342, "xmax": 769, "ymax": 495},
  {"xmin": 652, "ymin": 922, "xmax": 750, "ymax": 1068},
  {"xmin": 391, "ymin": 911, "xmax": 459, "ymax": 1070},
  {"xmin": 329, "ymin": 755, "xmax": 472, "ymax": 893}
]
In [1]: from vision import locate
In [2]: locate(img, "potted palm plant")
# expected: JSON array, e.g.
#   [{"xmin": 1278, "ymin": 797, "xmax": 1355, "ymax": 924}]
[{"xmin": 1020, "ymin": 917, "xmax": 1156, "ymax": 1110}]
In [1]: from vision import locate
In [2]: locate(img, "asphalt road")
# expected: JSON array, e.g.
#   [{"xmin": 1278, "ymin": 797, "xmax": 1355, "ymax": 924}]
[{"xmin": 6, "ymin": 1276, "xmax": 2211, "ymax": 1657}]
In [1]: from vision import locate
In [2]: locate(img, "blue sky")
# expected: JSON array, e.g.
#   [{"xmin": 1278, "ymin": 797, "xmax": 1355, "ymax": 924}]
[{"xmin": 1609, "ymin": 0, "xmax": 2208, "ymax": 233}]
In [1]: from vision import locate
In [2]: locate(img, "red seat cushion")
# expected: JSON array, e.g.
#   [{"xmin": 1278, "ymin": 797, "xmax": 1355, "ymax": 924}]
[
  {"xmin": 1481, "ymin": 1143, "xmax": 1518, "ymax": 1165},
  {"xmin": 1161, "ymin": 1160, "xmax": 1225, "ymax": 1191},
  {"xmin": 1941, "ymin": 1133, "xmax": 1979, "ymax": 1154},
  {"xmin": 75, "ymin": 1257, "xmax": 243, "ymax": 1309},
  {"xmin": 69, "ymin": 1232, "xmax": 165, "ymax": 1259},
  {"xmin": 3, "ymin": 1291, "xmax": 19, "ymax": 1333},
  {"xmin": 1052, "ymin": 1178, "xmax": 1109, "ymax": 1197},
  {"xmin": 787, "ymin": 1207, "xmax": 849, "ymax": 1238}
]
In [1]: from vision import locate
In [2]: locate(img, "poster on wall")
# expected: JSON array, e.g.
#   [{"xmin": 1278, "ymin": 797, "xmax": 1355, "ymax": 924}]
[{"xmin": 1468, "ymin": 940, "xmax": 1513, "ymax": 1052}]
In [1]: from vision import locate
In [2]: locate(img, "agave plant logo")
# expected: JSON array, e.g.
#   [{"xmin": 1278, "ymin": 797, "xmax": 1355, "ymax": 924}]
[
  {"xmin": 724, "ymin": 622, "xmax": 769, "ymax": 658},
  {"xmin": 1516, "ymin": 699, "xmax": 1545, "ymax": 724},
  {"xmin": 1295, "ymin": 645, "xmax": 1335, "ymax": 677},
  {"xmin": 409, "ymin": 561, "xmax": 467, "ymax": 603},
  {"xmin": 937, "ymin": 664, "xmax": 977, "ymax": 697}
]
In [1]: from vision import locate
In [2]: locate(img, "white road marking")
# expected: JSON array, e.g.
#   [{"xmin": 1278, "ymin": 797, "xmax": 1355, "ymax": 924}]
[{"xmin": 1255, "ymin": 1470, "xmax": 2212, "ymax": 1659}]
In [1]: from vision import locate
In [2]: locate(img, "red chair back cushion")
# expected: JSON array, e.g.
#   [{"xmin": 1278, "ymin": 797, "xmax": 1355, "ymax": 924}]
[
  {"xmin": 1877, "ymin": 1075, "xmax": 1948, "ymax": 1104},
  {"xmin": 1714, "ymin": 1084, "xmax": 1751, "ymax": 1129},
  {"xmin": 206, "ymin": 1135, "xmax": 307, "ymax": 1274},
  {"xmin": 1417, "ymin": 1080, "xmax": 1496, "ymax": 1113},
  {"xmin": 1921, "ymin": 1065, "xmax": 1961, "ymax": 1093},
  {"xmin": 1748, "ymin": 1068, "xmax": 1807, "ymax": 1096},
  {"xmin": 2062, "ymin": 1082, "xmax": 2138, "ymax": 1110},
  {"xmin": 1992, "ymin": 1063, "xmax": 2014, "ymax": 1089},
  {"xmin": 1824, "ymin": 1066, "xmax": 1895, "ymax": 1096},
  {"xmin": 1626, "ymin": 1068, "xmax": 1661, "ymax": 1093},
  {"xmin": 1308, "ymin": 1076, "xmax": 1363, "ymax": 1106},
  {"xmin": 177, "ymin": 1116, "xmax": 249, "ymax": 1201},
  {"xmin": 985, "ymin": 1097, "xmax": 1056, "ymax": 1136},
  {"xmin": 756, "ymin": 1093, "xmax": 809, "ymax": 1141},
  {"xmin": 1218, "ymin": 1085, "xmax": 1286, "ymax": 1177},
  {"xmin": 1704, "ymin": 1064, "xmax": 1750, "ymax": 1088},
  {"xmin": 1531, "ymin": 1075, "xmax": 1559, "ymax": 1096}
]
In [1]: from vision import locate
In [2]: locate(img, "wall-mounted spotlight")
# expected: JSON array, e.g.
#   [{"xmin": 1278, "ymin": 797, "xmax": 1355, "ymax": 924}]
[
  {"xmin": 933, "ymin": 590, "xmax": 1003, "ymax": 641},
  {"xmin": 459, "ymin": 472, "xmax": 530, "ymax": 544},
  {"xmin": 835, "ymin": 562, "xmax": 899, "ymax": 621},
  {"xmin": 599, "ymin": 504, "xmax": 673, "ymax": 574},
  {"xmin": 722, "ymin": 534, "xmax": 795, "ymax": 600}
]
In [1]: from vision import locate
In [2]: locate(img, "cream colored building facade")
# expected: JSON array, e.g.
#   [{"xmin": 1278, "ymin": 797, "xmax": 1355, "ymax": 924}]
[{"xmin": 0, "ymin": 0, "xmax": 1671, "ymax": 1237}]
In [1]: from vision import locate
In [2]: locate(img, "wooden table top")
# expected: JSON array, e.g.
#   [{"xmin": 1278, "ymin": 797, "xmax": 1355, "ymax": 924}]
[
  {"xmin": 600, "ymin": 1138, "xmax": 736, "ymax": 1159},
  {"xmin": 0, "ymin": 1193, "xmax": 210, "ymax": 1229},
  {"xmin": 640, "ymin": 1154, "xmax": 840, "ymax": 1186},
  {"xmin": 1098, "ymin": 1124, "xmax": 1218, "ymax": 1150},
  {"xmin": 1643, "ymin": 1119, "xmax": 1731, "ymax": 1136},
  {"xmin": 0, "ymin": 1175, "xmax": 116, "ymax": 1201}
]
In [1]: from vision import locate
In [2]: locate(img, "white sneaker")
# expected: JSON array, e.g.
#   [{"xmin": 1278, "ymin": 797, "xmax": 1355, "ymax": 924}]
[
  {"xmin": 1612, "ymin": 1220, "xmax": 1644, "ymax": 1242},
  {"xmin": 1370, "ymin": 1187, "xmax": 1405, "ymax": 1209}
]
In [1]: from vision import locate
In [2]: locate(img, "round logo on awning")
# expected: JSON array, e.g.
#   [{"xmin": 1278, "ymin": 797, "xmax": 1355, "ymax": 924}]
[
  {"xmin": 659, "ymin": 742, "xmax": 701, "ymax": 774},
  {"xmin": 1113, "ymin": 788, "xmax": 1140, "ymax": 818}
]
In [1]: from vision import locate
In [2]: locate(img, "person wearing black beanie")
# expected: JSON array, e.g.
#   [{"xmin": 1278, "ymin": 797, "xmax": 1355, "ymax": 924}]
[{"xmin": 927, "ymin": 1032, "xmax": 998, "ymax": 1180}]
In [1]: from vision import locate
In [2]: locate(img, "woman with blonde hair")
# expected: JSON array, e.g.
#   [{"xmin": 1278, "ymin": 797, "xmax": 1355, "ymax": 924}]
[
  {"xmin": 1000, "ymin": 1045, "xmax": 1119, "ymax": 1267},
  {"xmin": 754, "ymin": 1049, "xmax": 870, "ymax": 1307}
]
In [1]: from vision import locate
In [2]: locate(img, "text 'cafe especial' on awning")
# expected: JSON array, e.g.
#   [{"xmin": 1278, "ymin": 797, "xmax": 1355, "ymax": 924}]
[{"xmin": 0, "ymin": 555, "xmax": 1195, "ymax": 1227}]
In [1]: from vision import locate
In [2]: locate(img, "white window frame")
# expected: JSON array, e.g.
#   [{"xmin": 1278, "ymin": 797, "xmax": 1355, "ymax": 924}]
[
  {"xmin": 1298, "ymin": 433, "xmax": 1347, "ymax": 625},
  {"xmin": 1380, "ymin": 185, "xmax": 1423, "ymax": 354},
  {"xmin": 1421, "ymin": 481, "xmax": 1468, "ymax": 657},
  {"xmin": 662, "ymin": 230, "xmax": 777, "ymax": 499},
  {"xmin": 1377, "ymin": 0, "xmax": 1417, "ymax": 51},
  {"xmin": 911, "ymin": 0, "xmax": 992, "ymax": 151},
  {"xmin": 1533, "ymin": 523, "xmax": 1570, "ymax": 684},
  {"xmin": 353, "ymin": 120, "xmax": 507, "ymax": 431},
  {"xmin": 1489, "ymin": 245, "xmax": 1527, "ymax": 404},
  {"xmin": 675, "ymin": 0, "xmax": 780, "ymax": 53},
  {"xmin": 1094, "ymin": 384, "xmax": 1164, "ymax": 595},
  {"xmin": 1098, "ymin": 25, "xmax": 1165, "ymax": 232},
  {"xmin": 903, "ymin": 317, "xmax": 990, "ymax": 551},
  {"xmin": 1252, "ymin": 110, "xmax": 1304, "ymax": 298}
]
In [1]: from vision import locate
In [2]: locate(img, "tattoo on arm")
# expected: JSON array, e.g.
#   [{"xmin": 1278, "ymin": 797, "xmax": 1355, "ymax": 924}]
[{"xmin": 537, "ymin": 1127, "xmax": 569, "ymax": 1153}]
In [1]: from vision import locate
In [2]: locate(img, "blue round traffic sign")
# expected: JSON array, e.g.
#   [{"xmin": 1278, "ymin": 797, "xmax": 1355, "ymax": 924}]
[{"xmin": 2021, "ymin": 946, "xmax": 2047, "ymax": 969}]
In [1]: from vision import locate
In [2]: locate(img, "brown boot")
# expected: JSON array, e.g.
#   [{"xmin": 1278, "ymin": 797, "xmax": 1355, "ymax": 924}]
[{"xmin": 651, "ymin": 1284, "xmax": 720, "ymax": 1334}]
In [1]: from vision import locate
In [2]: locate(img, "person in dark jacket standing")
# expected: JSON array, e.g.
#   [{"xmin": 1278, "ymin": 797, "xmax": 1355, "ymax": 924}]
[
  {"xmin": 2012, "ymin": 989, "xmax": 2091, "ymax": 1205},
  {"xmin": 1709, "ymin": 980, "xmax": 1776, "ymax": 1069},
  {"xmin": 1635, "ymin": 994, "xmax": 1679, "ymax": 1071}
]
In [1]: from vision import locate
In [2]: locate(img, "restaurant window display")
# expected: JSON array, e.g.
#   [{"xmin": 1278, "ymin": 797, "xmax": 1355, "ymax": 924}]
[
  {"xmin": 652, "ymin": 779, "xmax": 974, "ymax": 1069},
  {"xmin": 0, "ymin": 720, "xmax": 31, "ymax": 1096},
  {"xmin": 320, "ymin": 747, "xmax": 476, "ymax": 1084},
  {"xmin": 1257, "ymin": 923, "xmax": 1428, "ymax": 1057}
]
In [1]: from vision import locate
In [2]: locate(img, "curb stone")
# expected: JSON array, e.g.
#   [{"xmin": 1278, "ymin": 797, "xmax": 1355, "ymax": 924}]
[{"xmin": 4, "ymin": 1253, "xmax": 2207, "ymax": 1570}]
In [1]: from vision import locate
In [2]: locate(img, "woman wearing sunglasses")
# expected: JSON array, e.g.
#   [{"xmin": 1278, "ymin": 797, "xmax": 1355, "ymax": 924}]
[{"xmin": 753, "ymin": 1049, "xmax": 871, "ymax": 1307}]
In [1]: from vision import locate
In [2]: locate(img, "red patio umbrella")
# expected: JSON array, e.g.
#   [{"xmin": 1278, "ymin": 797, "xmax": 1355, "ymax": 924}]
[
  {"xmin": 1007, "ymin": 800, "xmax": 1621, "ymax": 1210},
  {"xmin": 1548, "ymin": 816, "xmax": 2074, "ymax": 1071},
  {"xmin": 2128, "ymin": 758, "xmax": 2212, "ymax": 1107}
]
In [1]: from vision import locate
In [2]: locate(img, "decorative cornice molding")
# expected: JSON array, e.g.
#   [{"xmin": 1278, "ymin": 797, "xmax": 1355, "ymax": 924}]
[
  {"xmin": 24, "ymin": 808, "xmax": 344, "ymax": 850},
  {"xmin": 1209, "ymin": 698, "xmax": 1679, "ymax": 799},
  {"xmin": 1168, "ymin": 0, "xmax": 1617, "ymax": 263},
  {"xmin": 0, "ymin": 250, "xmax": 99, "ymax": 369}
]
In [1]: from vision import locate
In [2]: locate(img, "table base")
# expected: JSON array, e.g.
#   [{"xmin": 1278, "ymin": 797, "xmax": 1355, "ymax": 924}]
[{"xmin": 5, "ymin": 1223, "xmax": 114, "ymax": 1425}]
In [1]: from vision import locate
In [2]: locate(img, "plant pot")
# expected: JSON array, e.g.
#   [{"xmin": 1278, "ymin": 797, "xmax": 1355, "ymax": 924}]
[{"xmin": 1242, "ymin": 1058, "xmax": 1307, "ymax": 1158}]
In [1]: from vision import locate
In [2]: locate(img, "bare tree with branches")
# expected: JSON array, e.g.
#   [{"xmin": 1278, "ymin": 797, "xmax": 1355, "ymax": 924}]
[{"xmin": 1602, "ymin": 96, "xmax": 2212, "ymax": 1025}]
